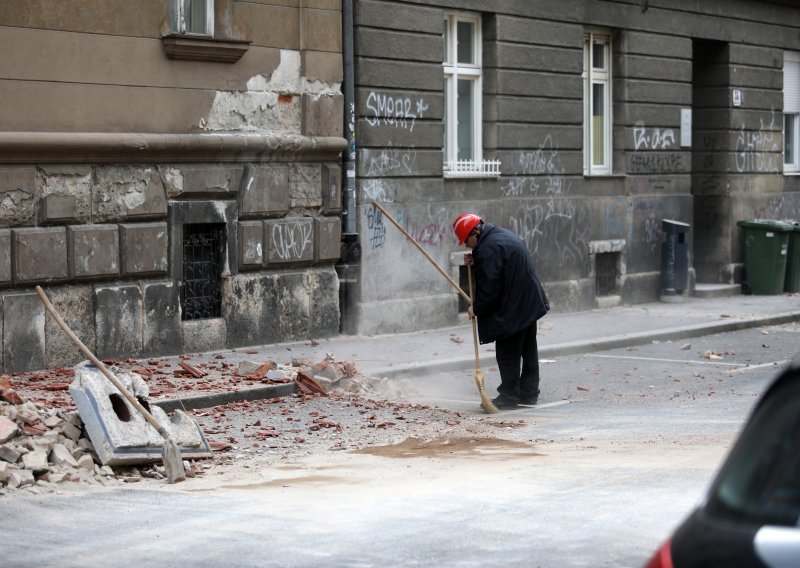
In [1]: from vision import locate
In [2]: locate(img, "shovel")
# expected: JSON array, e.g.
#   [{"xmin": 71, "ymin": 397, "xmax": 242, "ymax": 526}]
[
  {"xmin": 35, "ymin": 286, "xmax": 187, "ymax": 483},
  {"xmin": 371, "ymin": 202, "xmax": 499, "ymax": 413}
]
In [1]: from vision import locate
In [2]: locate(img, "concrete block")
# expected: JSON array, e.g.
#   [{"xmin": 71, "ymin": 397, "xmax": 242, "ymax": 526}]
[
  {"xmin": 40, "ymin": 194, "xmax": 79, "ymax": 223},
  {"xmin": 182, "ymin": 318, "xmax": 226, "ymax": 354},
  {"xmin": 39, "ymin": 165, "xmax": 92, "ymax": 224},
  {"xmin": 119, "ymin": 222, "xmax": 168, "ymax": 276},
  {"xmin": 315, "ymin": 217, "xmax": 341, "ymax": 262},
  {"xmin": 11, "ymin": 227, "xmax": 68, "ymax": 283},
  {"xmin": 142, "ymin": 281, "xmax": 182, "ymax": 357},
  {"xmin": 69, "ymin": 362, "xmax": 211, "ymax": 465},
  {"xmin": 2, "ymin": 292, "xmax": 45, "ymax": 372},
  {"xmin": 0, "ymin": 444, "xmax": 21, "ymax": 463},
  {"xmin": 6, "ymin": 468, "xmax": 34, "ymax": 488},
  {"xmin": 161, "ymin": 164, "xmax": 243, "ymax": 198},
  {"xmin": 67, "ymin": 224, "xmax": 120, "ymax": 279},
  {"xmin": 265, "ymin": 218, "xmax": 314, "ymax": 265},
  {"xmin": 95, "ymin": 285, "xmax": 143, "ymax": 360},
  {"xmin": 289, "ymin": 164, "xmax": 322, "ymax": 209},
  {"xmin": 276, "ymin": 271, "xmax": 310, "ymax": 340},
  {"xmin": 321, "ymin": 164, "xmax": 342, "ymax": 214},
  {"xmin": 93, "ymin": 166, "xmax": 167, "ymax": 222},
  {"xmin": 21, "ymin": 450, "xmax": 48, "ymax": 472},
  {"xmin": 0, "ymin": 416, "xmax": 19, "ymax": 443},
  {"xmin": 238, "ymin": 165, "xmax": 290, "ymax": 217},
  {"xmin": 224, "ymin": 274, "xmax": 280, "ymax": 347},
  {"xmin": 302, "ymin": 92, "xmax": 344, "ymax": 137},
  {"xmin": 0, "ymin": 461, "xmax": 8, "ymax": 482},
  {"xmin": 43, "ymin": 285, "xmax": 96, "ymax": 370},
  {"xmin": 238, "ymin": 220, "xmax": 265, "ymax": 269},
  {"xmin": 50, "ymin": 443, "xmax": 79, "ymax": 467},
  {"xmin": 309, "ymin": 267, "xmax": 340, "ymax": 338},
  {"xmin": 0, "ymin": 166, "xmax": 36, "ymax": 226},
  {"xmin": 0, "ymin": 229, "xmax": 10, "ymax": 285}
]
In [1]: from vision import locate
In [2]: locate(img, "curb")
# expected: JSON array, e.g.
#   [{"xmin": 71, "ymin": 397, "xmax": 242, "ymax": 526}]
[
  {"xmin": 152, "ymin": 310, "xmax": 800, "ymax": 411},
  {"xmin": 366, "ymin": 311, "xmax": 800, "ymax": 380}
]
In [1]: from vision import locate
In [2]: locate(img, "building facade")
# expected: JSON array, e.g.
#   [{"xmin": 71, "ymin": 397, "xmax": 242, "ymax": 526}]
[
  {"xmin": 0, "ymin": 0, "xmax": 345, "ymax": 372},
  {"xmin": 346, "ymin": 0, "xmax": 800, "ymax": 335}
]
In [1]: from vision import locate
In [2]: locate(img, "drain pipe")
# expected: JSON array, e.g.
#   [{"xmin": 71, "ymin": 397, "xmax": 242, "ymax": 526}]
[
  {"xmin": 342, "ymin": 0, "xmax": 357, "ymax": 236},
  {"xmin": 338, "ymin": 0, "xmax": 361, "ymax": 334}
]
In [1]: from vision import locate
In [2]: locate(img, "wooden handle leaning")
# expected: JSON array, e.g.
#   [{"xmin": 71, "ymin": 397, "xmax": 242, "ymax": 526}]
[
  {"xmin": 467, "ymin": 264, "xmax": 481, "ymax": 373},
  {"xmin": 372, "ymin": 202, "xmax": 472, "ymax": 305},
  {"xmin": 34, "ymin": 285, "xmax": 169, "ymax": 437}
]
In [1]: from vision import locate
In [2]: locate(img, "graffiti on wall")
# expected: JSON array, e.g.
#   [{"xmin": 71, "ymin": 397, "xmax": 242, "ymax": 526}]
[
  {"xmin": 501, "ymin": 136, "xmax": 589, "ymax": 268},
  {"xmin": 365, "ymin": 91, "xmax": 429, "ymax": 132},
  {"xmin": 271, "ymin": 220, "xmax": 313, "ymax": 261},
  {"xmin": 365, "ymin": 204, "xmax": 386, "ymax": 250},
  {"xmin": 364, "ymin": 146, "xmax": 417, "ymax": 177},
  {"xmin": 735, "ymin": 112, "xmax": 781, "ymax": 173},
  {"xmin": 633, "ymin": 121, "xmax": 676, "ymax": 150}
]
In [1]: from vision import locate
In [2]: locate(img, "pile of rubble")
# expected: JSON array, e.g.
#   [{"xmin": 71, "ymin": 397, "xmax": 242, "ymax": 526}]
[{"xmin": 0, "ymin": 377, "xmax": 207, "ymax": 495}]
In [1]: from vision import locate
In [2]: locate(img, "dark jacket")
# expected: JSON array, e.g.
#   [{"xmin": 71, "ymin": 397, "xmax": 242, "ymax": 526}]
[{"xmin": 472, "ymin": 223, "xmax": 549, "ymax": 344}]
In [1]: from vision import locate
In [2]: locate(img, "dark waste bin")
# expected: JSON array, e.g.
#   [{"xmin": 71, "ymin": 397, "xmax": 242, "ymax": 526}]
[
  {"xmin": 783, "ymin": 220, "xmax": 800, "ymax": 293},
  {"xmin": 737, "ymin": 219, "xmax": 794, "ymax": 295},
  {"xmin": 661, "ymin": 219, "xmax": 690, "ymax": 299}
]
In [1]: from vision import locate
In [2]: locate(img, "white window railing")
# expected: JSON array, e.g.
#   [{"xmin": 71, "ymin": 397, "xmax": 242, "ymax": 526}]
[{"xmin": 444, "ymin": 159, "xmax": 501, "ymax": 178}]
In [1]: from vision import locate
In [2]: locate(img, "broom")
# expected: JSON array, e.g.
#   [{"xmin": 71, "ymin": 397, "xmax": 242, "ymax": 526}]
[
  {"xmin": 371, "ymin": 202, "xmax": 499, "ymax": 414},
  {"xmin": 467, "ymin": 264, "xmax": 499, "ymax": 414},
  {"xmin": 35, "ymin": 286, "xmax": 187, "ymax": 483}
]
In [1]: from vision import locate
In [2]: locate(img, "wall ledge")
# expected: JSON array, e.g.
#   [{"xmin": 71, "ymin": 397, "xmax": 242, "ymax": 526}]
[
  {"xmin": 161, "ymin": 34, "xmax": 251, "ymax": 63},
  {"xmin": 0, "ymin": 132, "xmax": 348, "ymax": 164}
]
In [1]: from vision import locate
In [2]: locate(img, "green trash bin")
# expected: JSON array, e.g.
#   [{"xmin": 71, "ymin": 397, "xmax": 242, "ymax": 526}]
[
  {"xmin": 784, "ymin": 220, "xmax": 800, "ymax": 293},
  {"xmin": 737, "ymin": 219, "xmax": 794, "ymax": 294}
]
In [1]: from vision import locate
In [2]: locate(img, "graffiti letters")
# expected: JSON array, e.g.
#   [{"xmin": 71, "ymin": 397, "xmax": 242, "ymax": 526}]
[{"xmin": 365, "ymin": 91, "xmax": 428, "ymax": 132}]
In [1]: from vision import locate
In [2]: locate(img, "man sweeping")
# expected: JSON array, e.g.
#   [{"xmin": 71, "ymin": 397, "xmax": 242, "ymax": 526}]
[{"xmin": 453, "ymin": 213, "xmax": 550, "ymax": 410}]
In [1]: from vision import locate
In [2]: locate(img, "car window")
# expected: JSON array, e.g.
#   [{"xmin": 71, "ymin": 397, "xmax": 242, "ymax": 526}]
[{"xmin": 707, "ymin": 376, "xmax": 800, "ymax": 526}]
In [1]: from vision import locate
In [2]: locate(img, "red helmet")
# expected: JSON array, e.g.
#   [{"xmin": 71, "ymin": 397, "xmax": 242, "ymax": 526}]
[{"xmin": 452, "ymin": 213, "xmax": 481, "ymax": 245}]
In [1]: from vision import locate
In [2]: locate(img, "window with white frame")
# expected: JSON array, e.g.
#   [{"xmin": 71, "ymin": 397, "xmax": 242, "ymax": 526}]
[
  {"xmin": 583, "ymin": 32, "xmax": 612, "ymax": 176},
  {"xmin": 442, "ymin": 14, "xmax": 500, "ymax": 178},
  {"xmin": 784, "ymin": 52, "xmax": 800, "ymax": 173},
  {"xmin": 171, "ymin": 0, "xmax": 214, "ymax": 36}
]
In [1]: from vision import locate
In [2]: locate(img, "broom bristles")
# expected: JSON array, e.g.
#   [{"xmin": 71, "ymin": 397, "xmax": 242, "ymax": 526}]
[{"xmin": 474, "ymin": 370, "xmax": 500, "ymax": 414}]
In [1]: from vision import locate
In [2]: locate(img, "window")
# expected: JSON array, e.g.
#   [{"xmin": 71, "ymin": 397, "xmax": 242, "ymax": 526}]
[
  {"xmin": 442, "ymin": 14, "xmax": 500, "ymax": 178},
  {"xmin": 584, "ymin": 32, "xmax": 612, "ymax": 175},
  {"xmin": 784, "ymin": 52, "xmax": 800, "ymax": 172},
  {"xmin": 171, "ymin": 0, "xmax": 214, "ymax": 36}
]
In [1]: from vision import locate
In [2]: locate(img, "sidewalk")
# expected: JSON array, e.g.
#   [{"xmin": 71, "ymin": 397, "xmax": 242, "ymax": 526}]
[{"xmin": 152, "ymin": 292, "xmax": 800, "ymax": 411}]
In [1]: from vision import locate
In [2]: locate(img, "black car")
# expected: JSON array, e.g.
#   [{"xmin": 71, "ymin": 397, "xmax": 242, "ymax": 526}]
[{"xmin": 645, "ymin": 359, "xmax": 800, "ymax": 568}]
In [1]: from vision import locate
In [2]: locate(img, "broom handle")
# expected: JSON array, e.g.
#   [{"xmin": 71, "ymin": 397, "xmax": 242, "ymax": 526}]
[
  {"xmin": 372, "ymin": 202, "xmax": 472, "ymax": 305},
  {"xmin": 467, "ymin": 264, "xmax": 481, "ymax": 373},
  {"xmin": 34, "ymin": 285, "xmax": 168, "ymax": 436}
]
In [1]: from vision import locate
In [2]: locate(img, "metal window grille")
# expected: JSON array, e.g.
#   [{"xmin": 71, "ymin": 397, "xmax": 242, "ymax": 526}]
[
  {"xmin": 181, "ymin": 223, "xmax": 223, "ymax": 321},
  {"xmin": 595, "ymin": 252, "xmax": 619, "ymax": 297},
  {"xmin": 444, "ymin": 159, "xmax": 501, "ymax": 178}
]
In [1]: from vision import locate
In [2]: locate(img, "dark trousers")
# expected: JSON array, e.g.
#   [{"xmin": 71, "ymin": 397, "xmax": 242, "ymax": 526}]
[{"xmin": 494, "ymin": 322, "xmax": 540, "ymax": 402}]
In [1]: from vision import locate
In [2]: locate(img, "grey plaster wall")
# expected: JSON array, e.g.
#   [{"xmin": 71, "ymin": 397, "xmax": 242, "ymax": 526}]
[{"xmin": 352, "ymin": 0, "xmax": 800, "ymax": 334}]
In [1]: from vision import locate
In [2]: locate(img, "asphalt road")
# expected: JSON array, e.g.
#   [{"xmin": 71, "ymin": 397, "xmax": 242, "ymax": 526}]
[{"xmin": 0, "ymin": 322, "xmax": 797, "ymax": 568}]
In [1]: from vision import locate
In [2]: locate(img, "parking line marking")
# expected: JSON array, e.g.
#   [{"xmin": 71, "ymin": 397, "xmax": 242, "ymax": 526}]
[
  {"xmin": 586, "ymin": 354, "xmax": 744, "ymax": 367},
  {"xmin": 727, "ymin": 360, "xmax": 790, "ymax": 374}
]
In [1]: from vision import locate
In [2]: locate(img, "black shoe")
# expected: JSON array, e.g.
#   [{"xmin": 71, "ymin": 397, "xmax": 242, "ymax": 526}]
[
  {"xmin": 519, "ymin": 389, "xmax": 540, "ymax": 406},
  {"xmin": 491, "ymin": 395, "xmax": 519, "ymax": 410}
]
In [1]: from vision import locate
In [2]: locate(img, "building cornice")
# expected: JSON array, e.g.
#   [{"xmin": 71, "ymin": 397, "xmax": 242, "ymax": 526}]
[{"xmin": 0, "ymin": 132, "xmax": 347, "ymax": 164}]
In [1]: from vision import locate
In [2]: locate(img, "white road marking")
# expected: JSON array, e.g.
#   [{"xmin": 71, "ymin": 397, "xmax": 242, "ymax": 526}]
[
  {"xmin": 727, "ymin": 360, "xmax": 790, "ymax": 374},
  {"xmin": 586, "ymin": 354, "xmax": 743, "ymax": 367}
]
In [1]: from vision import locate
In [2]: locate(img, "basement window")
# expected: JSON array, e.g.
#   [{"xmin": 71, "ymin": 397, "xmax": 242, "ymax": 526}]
[
  {"xmin": 595, "ymin": 251, "xmax": 620, "ymax": 297},
  {"xmin": 181, "ymin": 223, "xmax": 223, "ymax": 321}
]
